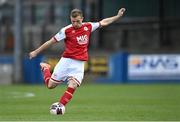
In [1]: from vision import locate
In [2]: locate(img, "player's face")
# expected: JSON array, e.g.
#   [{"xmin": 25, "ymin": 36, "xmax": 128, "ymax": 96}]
[{"xmin": 71, "ymin": 16, "xmax": 83, "ymax": 28}]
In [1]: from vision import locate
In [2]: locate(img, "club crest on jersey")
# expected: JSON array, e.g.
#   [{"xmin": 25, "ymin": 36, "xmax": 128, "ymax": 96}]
[
  {"xmin": 84, "ymin": 27, "xmax": 88, "ymax": 31},
  {"xmin": 76, "ymin": 35, "xmax": 88, "ymax": 45}
]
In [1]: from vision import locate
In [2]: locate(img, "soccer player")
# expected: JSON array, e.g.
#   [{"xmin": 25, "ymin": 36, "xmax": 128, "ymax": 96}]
[{"xmin": 29, "ymin": 8, "xmax": 126, "ymax": 113}]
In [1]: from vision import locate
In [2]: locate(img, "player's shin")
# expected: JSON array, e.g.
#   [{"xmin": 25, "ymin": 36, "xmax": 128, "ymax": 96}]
[
  {"xmin": 59, "ymin": 87, "xmax": 75, "ymax": 106},
  {"xmin": 42, "ymin": 68, "xmax": 51, "ymax": 87}
]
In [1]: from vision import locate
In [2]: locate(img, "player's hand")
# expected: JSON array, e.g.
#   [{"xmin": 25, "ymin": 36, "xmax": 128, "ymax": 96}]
[
  {"xmin": 29, "ymin": 51, "xmax": 37, "ymax": 59},
  {"xmin": 117, "ymin": 8, "xmax": 126, "ymax": 17}
]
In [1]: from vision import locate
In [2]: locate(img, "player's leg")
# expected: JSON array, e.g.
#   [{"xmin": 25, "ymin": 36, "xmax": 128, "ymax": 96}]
[
  {"xmin": 40, "ymin": 62, "xmax": 59, "ymax": 89},
  {"xmin": 58, "ymin": 59, "xmax": 84, "ymax": 106},
  {"xmin": 59, "ymin": 78, "xmax": 79, "ymax": 106},
  {"xmin": 46, "ymin": 79, "xmax": 59, "ymax": 89}
]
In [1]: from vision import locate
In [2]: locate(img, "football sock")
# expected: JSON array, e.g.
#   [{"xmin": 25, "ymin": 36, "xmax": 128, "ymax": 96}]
[
  {"xmin": 60, "ymin": 87, "xmax": 75, "ymax": 106},
  {"xmin": 42, "ymin": 68, "xmax": 51, "ymax": 87}
]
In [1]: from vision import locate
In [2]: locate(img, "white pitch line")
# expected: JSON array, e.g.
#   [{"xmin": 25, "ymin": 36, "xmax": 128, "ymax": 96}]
[{"xmin": 10, "ymin": 91, "xmax": 35, "ymax": 98}]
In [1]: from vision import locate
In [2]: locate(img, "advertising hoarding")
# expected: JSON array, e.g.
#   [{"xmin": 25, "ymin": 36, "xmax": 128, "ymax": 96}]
[{"xmin": 128, "ymin": 55, "xmax": 180, "ymax": 80}]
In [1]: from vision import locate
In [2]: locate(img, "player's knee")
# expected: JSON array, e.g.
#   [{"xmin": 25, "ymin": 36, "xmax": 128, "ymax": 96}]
[
  {"xmin": 47, "ymin": 79, "xmax": 58, "ymax": 89},
  {"xmin": 68, "ymin": 80, "xmax": 78, "ymax": 89},
  {"xmin": 47, "ymin": 85, "xmax": 55, "ymax": 89}
]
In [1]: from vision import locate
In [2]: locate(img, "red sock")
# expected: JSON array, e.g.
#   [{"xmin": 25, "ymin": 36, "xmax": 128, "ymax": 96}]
[
  {"xmin": 60, "ymin": 87, "xmax": 75, "ymax": 106},
  {"xmin": 42, "ymin": 69, "xmax": 51, "ymax": 87}
]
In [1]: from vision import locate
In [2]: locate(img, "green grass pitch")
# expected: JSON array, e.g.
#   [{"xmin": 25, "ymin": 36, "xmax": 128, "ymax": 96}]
[{"xmin": 0, "ymin": 84, "xmax": 180, "ymax": 121}]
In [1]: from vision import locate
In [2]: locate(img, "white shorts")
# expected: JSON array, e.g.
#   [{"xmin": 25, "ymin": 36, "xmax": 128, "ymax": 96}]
[{"xmin": 51, "ymin": 57, "xmax": 85, "ymax": 86}]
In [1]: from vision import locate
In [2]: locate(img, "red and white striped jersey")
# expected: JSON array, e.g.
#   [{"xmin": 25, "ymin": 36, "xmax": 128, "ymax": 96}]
[{"xmin": 53, "ymin": 22, "xmax": 100, "ymax": 61}]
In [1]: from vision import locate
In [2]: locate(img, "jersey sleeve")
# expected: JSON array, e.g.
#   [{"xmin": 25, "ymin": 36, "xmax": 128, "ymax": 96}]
[
  {"xmin": 90, "ymin": 22, "xmax": 101, "ymax": 32},
  {"xmin": 53, "ymin": 27, "xmax": 66, "ymax": 42}
]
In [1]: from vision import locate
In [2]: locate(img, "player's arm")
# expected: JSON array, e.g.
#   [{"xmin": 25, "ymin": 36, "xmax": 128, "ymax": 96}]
[
  {"xmin": 29, "ymin": 38, "xmax": 56, "ymax": 59},
  {"xmin": 99, "ymin": 8, "xmax": 126, "ymax": 27},
  {"xmin": 29, "ymin": 26, "xmax": 66, "ymax": 59}
]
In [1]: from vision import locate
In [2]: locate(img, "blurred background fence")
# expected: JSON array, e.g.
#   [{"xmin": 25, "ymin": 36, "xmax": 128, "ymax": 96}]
[{"xmin": 0, "ymin": 0, "xmax": 180, "ymax": 84}]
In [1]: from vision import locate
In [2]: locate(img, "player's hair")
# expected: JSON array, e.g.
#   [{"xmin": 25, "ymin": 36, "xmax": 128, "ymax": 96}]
[{"xmin": 71, "ymin": 9, "xmax": 83, "ymax": 18}]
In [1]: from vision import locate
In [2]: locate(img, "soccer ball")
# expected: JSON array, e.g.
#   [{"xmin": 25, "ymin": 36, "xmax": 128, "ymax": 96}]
[{"xmin": 49, "ymin": 102, "xmax": 65, "ymax": 115}]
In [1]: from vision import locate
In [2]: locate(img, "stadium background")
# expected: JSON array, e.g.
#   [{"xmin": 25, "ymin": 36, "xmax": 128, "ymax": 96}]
[{"xmin": 0, "ymin": 0, "xmax": 180, "ymax": 121}]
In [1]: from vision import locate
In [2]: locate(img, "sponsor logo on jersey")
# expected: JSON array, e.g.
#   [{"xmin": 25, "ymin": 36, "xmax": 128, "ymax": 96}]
[{"xmin": 76, "ymin": 35, "xmax": 88, "ymax": 45}]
